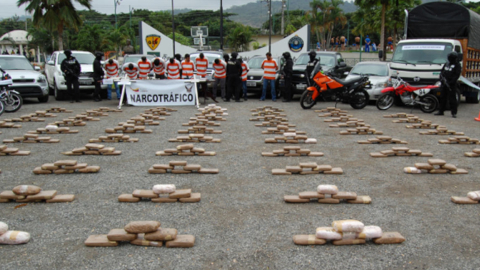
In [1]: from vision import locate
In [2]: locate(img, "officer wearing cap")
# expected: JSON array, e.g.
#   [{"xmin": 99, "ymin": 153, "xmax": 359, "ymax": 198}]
[{"xmin": 60, "ymin": 50, "xmax": 81, "ymax": 103}]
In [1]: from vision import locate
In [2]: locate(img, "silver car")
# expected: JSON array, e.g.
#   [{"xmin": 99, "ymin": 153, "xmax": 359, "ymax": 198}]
[
  {"xmin": 0, "ymin": 55, "xmax": 49, "ymax": 102},
  {"xmin": 345, "ymin": 61, "xmax": 390, "ymax": 100}
]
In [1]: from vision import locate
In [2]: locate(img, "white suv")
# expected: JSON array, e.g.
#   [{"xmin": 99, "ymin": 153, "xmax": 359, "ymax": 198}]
[{"xmin": 45, "ymin": 50, "xmax": 106, "ymax": 100}]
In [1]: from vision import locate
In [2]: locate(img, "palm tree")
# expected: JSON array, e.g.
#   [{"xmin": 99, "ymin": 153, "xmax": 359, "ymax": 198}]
[
  {"xmin": 326, "ymin": 0, "xmax": 347, "ymax": 50},
  {"xmin": 355, "ymin": 0, "xmax": 388, "ymax": 60},
  {"xmin": 17, "ymin": 0, "xmax": 92, "ymax": 51}
]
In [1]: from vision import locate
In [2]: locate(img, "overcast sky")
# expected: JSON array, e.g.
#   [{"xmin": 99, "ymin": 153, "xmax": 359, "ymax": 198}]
[{"xmin": 3, "ymin": 0, "xmax": 480, "ymax": 18}]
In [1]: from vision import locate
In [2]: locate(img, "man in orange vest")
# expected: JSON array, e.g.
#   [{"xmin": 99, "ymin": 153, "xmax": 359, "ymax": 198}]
[
  {"xmin": 137, "ymin": 56, "xmax": 152, "ymax": 79},
  {"xmin": 260, "ymin": 52, "xmax": 278, "ymax": 101},
  {"xmin": 166, "ymin": 58, "xmax": 181, "ymax": 79},
  {"xmin": 151, "ymin": 57, "xmax": 166, "ymax": 79},
  {"xmin": 181, "ymin": 54, "xmax": 195, "ymax": 79},
  {"xmin": 196, "ymin": 53, "xmax": 217, "ymax": 103},
  {"xmin": 240, "ymin": 58, "xmax": 249, "ymax": 101},
  {"xmin": 122, "ymin": 63, "xmax": 139, "ymax": 80},
  {"xmin": 105, "ymin": 59, "xmax": 120, "ymax": 100},
  {"xmin": 212, "ymin": 57, "xmax": 227, "ymax": 100}
]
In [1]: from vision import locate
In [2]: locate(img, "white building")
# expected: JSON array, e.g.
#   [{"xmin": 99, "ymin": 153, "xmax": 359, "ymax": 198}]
[{"xmin": 0, "ymin": 30, "xmax": 32, "ymax": 55}]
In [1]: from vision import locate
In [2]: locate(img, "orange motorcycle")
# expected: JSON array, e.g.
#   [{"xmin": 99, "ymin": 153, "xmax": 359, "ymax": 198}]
[{"xmin": 300, "ymin": 62, "xmax": 371, "ymax": 109}]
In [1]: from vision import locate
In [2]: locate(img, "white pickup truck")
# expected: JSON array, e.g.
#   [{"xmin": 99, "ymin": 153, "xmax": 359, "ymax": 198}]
[{"xmin": 45, "ymin": 50, "xmax": 107, "ymax": 100}]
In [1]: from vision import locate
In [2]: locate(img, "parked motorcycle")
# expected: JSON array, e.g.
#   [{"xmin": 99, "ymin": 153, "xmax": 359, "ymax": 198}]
[
  {"xmin": 375, "ymin": 74, "xmax": 440, "ymax": 113},
  {"xmin": 300, "ymin": 62, "xmax": 371, "ymax": 109},
  {"xmin": 0, "ymin": 67, "xmax": 23, "ymax": 113}
]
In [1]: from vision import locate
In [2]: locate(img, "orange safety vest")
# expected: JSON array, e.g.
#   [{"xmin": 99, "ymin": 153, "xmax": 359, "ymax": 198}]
[
  {"xmin": 167, "ymin": 62, "xmax": 180, "ymax": 79},
  {"xmin": 152, "ymin": 57, "xmax": 165, "ymax": 75},
  {"xmin": 105, "ymin": 60, "xmax": 119, "ymax": 78},
  {"xmin": 261, "ymin": 59, "xmax": 278, "ymax": 80},
  {"xmin": 123, "ymin": 63, "xmax": 138, "ymax": 80},
  {"xmin": 181, "ymin": 60, "xmax": 195, "ymax": 78},
  {"xmin": 137, "ymin": 59, "xmax": 152, "ymax": 79},
  {"xmin": 241, "ymin": 62, "xmax": 249, "ymax": 81},
  {"xmin": 213, "ymin": 61, "xmax": 226, "ymax": 79},
  {"xmin": 195, "ymin": 58, "xmax": 208, "ymax": 77}
]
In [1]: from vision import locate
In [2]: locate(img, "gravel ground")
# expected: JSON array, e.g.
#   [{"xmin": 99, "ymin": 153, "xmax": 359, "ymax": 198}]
[{"xmin": 0, "ymin": 94, "xmax": 479, "ymax": 269}]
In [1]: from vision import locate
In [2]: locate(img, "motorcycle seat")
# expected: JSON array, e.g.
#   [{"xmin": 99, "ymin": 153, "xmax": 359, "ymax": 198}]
[{"xmin": 333, "ymin": 77, "xmax": 364, "ymax": 87}]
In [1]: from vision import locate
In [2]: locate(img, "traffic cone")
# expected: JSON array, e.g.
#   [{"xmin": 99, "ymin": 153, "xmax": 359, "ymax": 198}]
[{"xmin": 475, "ymin": 109, "xmax": 480, "ymax": 121}]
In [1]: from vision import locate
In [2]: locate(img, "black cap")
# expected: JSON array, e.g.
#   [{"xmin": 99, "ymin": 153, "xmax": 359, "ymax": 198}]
[{"xmin": 64, "ymin": 50, "xmax": 72, "ymax": 56}]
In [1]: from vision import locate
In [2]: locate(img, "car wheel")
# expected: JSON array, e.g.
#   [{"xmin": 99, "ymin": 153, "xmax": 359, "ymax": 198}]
[
  {"xmin": 38, "ymin": 95, "xmax": 49, "ymax": 103},
  {"xmin": 54, "ymin": 80, "xmax": 66, "ymax": 101}
]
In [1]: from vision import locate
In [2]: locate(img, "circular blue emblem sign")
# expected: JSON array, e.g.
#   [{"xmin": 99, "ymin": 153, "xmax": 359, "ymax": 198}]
[{"xmin": 288, "ymin": 35, "xmax": 304, "ymax": 52}]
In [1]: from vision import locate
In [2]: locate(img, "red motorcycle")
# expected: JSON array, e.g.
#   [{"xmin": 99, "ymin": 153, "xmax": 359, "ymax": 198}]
[{"xmin": 376, "ymin": 75, "xmax": 440, "ymax": 113}]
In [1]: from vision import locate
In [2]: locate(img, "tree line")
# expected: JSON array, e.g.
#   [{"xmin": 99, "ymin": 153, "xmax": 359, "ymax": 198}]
[{"xmin": 1, "ymin": 0, "xmax": 480, "ymax": 56}]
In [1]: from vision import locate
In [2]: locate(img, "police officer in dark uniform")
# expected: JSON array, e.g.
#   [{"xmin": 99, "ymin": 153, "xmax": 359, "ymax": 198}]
[
  {"xmin": 174, "ymin": 54, "xmax": 183, "ymax": 78},
  {"xmin": 282, "ymin": 52, "xmax": 293, "ymax": 102},
  {"xmin": 93, "ymin": 52, "xmax": 105, "ymax": 102},
  {"xmin": 306, "ymin": 50, "xmax": 319, "ymax": 86},
  {"xmin": 226, "ymin": 52, "xmax": 243, "ymax": 102},
  {"xmin": 60, "ymin": 50, "xmax": 81, "ymax": 103},
  {"xmin": 435, "ymin": 52, "xmax": 462, "ymax": 118},
  {"xmin": 223, "ymin": 53, "xmax": 230, "ymax": 101}
]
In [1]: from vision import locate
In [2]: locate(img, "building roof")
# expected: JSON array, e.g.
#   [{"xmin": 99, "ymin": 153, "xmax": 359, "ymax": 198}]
[{"xmin": 0, "ymin": 30, "xmax": 31, "ymax": 45}]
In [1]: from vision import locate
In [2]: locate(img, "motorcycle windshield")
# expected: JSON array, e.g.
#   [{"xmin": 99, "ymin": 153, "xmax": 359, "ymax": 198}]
[{"xmin": 311, "ymin": 62, "xmax": 323, "ymax": 78}]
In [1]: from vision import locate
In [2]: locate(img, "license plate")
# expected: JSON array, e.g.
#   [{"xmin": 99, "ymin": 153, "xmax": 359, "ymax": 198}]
[
  {"xmin": 296, "ymin": 83, "xmax": 306, "ymax": 90},
  {"xmin": 79, "ymin": 80, "xmax": 91, "ymax": 85},
  {"xmin": 247, "ymin": 81, "xmax": 256, "ymax": 87}
]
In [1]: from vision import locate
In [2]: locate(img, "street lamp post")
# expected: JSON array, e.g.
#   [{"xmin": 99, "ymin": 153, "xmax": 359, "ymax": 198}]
[
  {"xmin": 129, "ymin": 6, "xmax": 135, "ymax": 29},
  {"xmin": 269, "ymin": 0, "xmax": 272, "ymax": 53},
  {"xmin": 220, "ymin": 0, "xmax": 223, "ymax": 50},
  {"xmin": 114, "ymin": 0, "xmax": 121, "ymax": 31},
  {"xmin": 172, "ymin": 0, "xmax": 176, "ymax": 56}
]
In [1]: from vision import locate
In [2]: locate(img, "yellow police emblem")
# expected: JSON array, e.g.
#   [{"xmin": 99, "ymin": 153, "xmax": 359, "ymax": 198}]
[{"xmin": 146, "ymin": 35, "xmax": 161, "ymax": 50}]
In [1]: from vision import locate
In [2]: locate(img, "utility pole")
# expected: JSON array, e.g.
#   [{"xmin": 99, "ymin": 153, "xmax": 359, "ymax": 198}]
[
  {"xmin": 281, "ymin": 0, "xmax": 285, "ymax": 36},
  {"xmin": 269, "ymin": 0, "xmax": 272, "ymax": 53},
  {"xmin": 172, "ymin": 0, "xmax": 176, "ymax": 56},
  {"xmin": 220, "ymin": 0, "xmax": 224, "ymax": 50},
  {"xmin": 114, "ymin": 0, "xmax": 121, "ymax": 31},
  {"xmin": 129, "ymin": 6, "xmax": 134, "ymax": 29}
]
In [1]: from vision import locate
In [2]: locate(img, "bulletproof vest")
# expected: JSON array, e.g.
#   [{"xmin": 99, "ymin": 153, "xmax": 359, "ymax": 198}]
[
  {"xmin": 227, "ymin": 59, "xmax": 240, "ymax": 75},
  {"xmin": 306, "ymin": 59, "xmax": 318, "ymax": 76},
  {"xmin": 442, "ymin": 62, "xmax": 457, "ymax": 83}
]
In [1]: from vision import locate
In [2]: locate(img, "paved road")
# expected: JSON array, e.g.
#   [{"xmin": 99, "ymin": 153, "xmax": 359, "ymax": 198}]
[{"xmin": 0, "ymin": 96, "xmax": 479, "ymax": 269}]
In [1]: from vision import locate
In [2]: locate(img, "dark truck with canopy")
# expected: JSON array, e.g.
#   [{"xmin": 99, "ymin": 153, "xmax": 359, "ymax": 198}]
[{"xmin": 391, "ymin": 1, "xmax": 480, "ymax": 103}]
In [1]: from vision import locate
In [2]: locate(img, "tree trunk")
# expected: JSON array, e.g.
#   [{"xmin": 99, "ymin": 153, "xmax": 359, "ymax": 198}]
[
  {"xmin": 57, "ymin": 24, "xmax": 64, "ymax": 51},
  {"xmin": 381, "ymin": 3, "xmax": 386, "ymax": 61}
]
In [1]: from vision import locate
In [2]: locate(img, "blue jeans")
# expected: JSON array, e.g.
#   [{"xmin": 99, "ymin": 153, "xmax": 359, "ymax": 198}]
[
  {"xmin": 107, "ymin": 82, "xmax": 120, "ymax": 99},
  {"xmin": 261, "ymin": 79, "xmax": 276, "ymax": 101},
  {"xmin": 365, "ymin": 44, "xmax": 370, "ymax": 52},
  {"xmin": 242, "ymin": 81, "xmax": 247, "ymax": 97}
]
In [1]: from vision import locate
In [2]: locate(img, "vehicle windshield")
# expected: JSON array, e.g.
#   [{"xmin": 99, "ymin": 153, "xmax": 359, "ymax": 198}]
[
  {"xmin": 190, "ymin": 54, "xmax": 222, "ymax": 69},
  {"xmin": 294, "ymin": 54, "xmax": 321, "ymax": 65},
  {"xmin": 248, "ymin": 57, "xmax": 265, "ymax": 69},
  {"xmin": 350, "ymin": 63, "xmax": 388, "ymax": 76},
  {"xmin": 0, "ymin": 57, "xmax": 34, "ymax": 70},
  {"xmin": 318, "ymin": 55, "xmax": 336, "ymax": 68},
  {"xmin": 123, "ymin": 55, "xmax": 145, "ymax": 65},
  {"xmin": 392, "ymin": 42, "xmax": 453, "ymax": 65},
  {"xmin": 58, "ymin": 53, "xmax": 95, "ymax": 65}
]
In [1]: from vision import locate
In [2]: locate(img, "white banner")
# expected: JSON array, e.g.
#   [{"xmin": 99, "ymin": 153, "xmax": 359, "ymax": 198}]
[
  {"xmin": 126, "ymin": 80, "xmax": 196, "ymax": 106},
  {"xmin": 403, "ymin": 45, "xmax": 445, "ymax": 51}
]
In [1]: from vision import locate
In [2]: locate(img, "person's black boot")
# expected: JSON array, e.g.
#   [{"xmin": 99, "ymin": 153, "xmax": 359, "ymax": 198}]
[{"xmin": 452, "ymin": 114, "xmax": 457, "ymax": 118}]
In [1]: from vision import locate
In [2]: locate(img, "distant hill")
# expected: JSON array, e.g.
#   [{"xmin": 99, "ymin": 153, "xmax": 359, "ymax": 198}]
[{"xmin": 226, "ymin": 0, "xmax": 357, "ymax": 28}]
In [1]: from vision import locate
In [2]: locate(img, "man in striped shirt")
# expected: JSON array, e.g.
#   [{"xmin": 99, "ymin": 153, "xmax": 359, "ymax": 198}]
[
  {"xmin": 212, "ymin": 57, "xmax": 227, "ymax": 100},
  {"xmin": 122, "ymin": 63, "xmax": 139, "ymax": 80},
  {"xmin": 105, "ymin": 59, "xmax": 120, "ymax": 100},
  {"xmin": 181, "ymin": 54, "xmax": 195, "ymax": 79},
  {"xmin": 137, "ymin": 56, "xmax": 152, "ymax": 79},
  {"xmin": 241, "ymin": 58, "xmax": 249, "ymax": 101},
  {"xmin": 166, "ymin": 58, "xmax": 181, "ymax": 79},
  {"xmin": 196, "ymin": 53, "xmax": 217, "ymax": 103},
  {"xmin": 151, "ymin": 57, "xmax": 166, "ymax": 79},
  {"xmin": 261, "ymin": 52, "xmax": 278, "ymax": 101}
]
